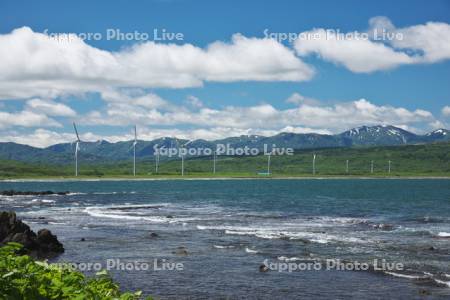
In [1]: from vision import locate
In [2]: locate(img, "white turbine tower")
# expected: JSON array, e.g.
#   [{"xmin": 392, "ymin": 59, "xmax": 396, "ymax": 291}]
[
  {"xmin": 267, "ymin": 153, "xmax": 271, "ymax": 175},
  {"xmin": 388, "ymin": 160, "xmax": 391, "ymax": 174},
  {"xmin": 346, "ymin": 159, "xmax": 349, "ymax": 174},
  {"xmin": 155, "ymin": 147, "xmax": 160, "ymax": 174},
  {"xmin": 312, "ymin": 153, "xmax": 316, "ymax": 175},
  {"xmin": 132, "ymin": 125, "xmax": 137, "ymax": 176},
  {"xmin": 73, "ymin": 122, "xmax": 81, "ymax": 177},
  {"xmin": 175, "ymin": 138, "xmax": 187, "ymax": 176},
  {"xmin": 371, "ymin": 160, "xmax": 374, "ymax": 174},
  {"xmin": 213, "ymin": 146, "xmax": 217, "ymax": 174},
  {"xmin": 180, "ymin": 139, "xmax": 193, "ymax": 176}
]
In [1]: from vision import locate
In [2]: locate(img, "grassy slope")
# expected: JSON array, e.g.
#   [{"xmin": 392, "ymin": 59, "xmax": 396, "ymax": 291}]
[{"xmin": 0, "ymin": 142, "xmax": 449, "ymax": 179}]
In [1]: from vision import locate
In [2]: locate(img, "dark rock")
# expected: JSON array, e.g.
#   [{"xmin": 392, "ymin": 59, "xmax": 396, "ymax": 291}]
[
  {"xmin": 36, "ymin": 229, "xmax": 64, "ymax": 254},
  {"xmin": 418, "ymin": 289, "xmax": 431, "ymax": 296},
  {"xmin": 80, "ymin": 238, "xmax": 86, "ymax": 242},
  {"xmin": 428, "ymin": 246, "xmax": 436, "ymax": 251},
  {"xmin": 0, "ymin": 190, "xmax": 69, "ymax": 196},
  {"xmin": 259, "ymin": 264, "xmax": 269, "ymax": 272},
  {"xmin": 372, "ymin": 223, "xmax": 394, "ymax": 231},
  {"xmin": 166, "ymin": 215, "xmax": 173, "ymax": 219},
  {"xmin": 0, "ymin": 211, "xmax": 64, "ymax": 258},
  {"xmin": 149, "ymin": 232, "xmax": 159, "ymax": 238},
  {"xmin": 173, "ymin": 246, "xmax": 188, "ymax": 256},
  {"xmin": 38, "ymin": 217, "xmax": 46, "ymax": 220}
]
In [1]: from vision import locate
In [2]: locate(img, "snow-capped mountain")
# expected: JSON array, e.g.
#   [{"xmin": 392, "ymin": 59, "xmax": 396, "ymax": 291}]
[{"xmin": 0, "ymin": 125, "xmax": 448, "ymax": 164}]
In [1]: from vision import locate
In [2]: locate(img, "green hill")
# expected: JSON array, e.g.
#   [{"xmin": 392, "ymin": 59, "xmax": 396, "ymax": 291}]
[{"xmin": 0, "ymin": 142, "xmax": 449, "ymax": 178}]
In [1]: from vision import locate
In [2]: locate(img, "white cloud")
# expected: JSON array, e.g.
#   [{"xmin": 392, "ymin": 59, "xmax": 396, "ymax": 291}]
[
  {"xmin": 1, "ymin": 96, "xmax": 441, "ymax": 147},
  {"xmin": 388, "ymin": 21, "xmax": 450, "ymax": 63},
  {"xmin": 294, "ymin": 28, "xmax": 414, "ymax": 73},
  {"xmin": 0, "ymin": 126, "xmax": 334, "ymax": 148},
  {"xmin": 0, "ymin": 27, "xmax": 314, "ymax": 100},
  {"xmin": 442, "ymin": 106, "xmax": 450, "ymax": 117},
  {"xmin": 294, "ymin": 17, "xmax": 450, "ymax": 73},
  {"xmin": 26, "ymin": 98, "xmax": 76, "ymax": 116},
  {"xmin": 185, "ymin": 95, "xmax": 203, "ymax": 108},
  {"xmin": 285, "ymin": 92, "xmax": 320, "ymax": 105},
  {"xmin": 0, "ymin": 110, "xmax": 60, "ymax": 129},
  {"xmin": 82, "ymin": 92, "xmax": 438, "ymax": 134}
]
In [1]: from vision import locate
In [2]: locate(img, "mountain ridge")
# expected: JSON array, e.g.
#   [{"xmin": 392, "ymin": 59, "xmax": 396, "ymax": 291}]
[{"xmin": 0, "ymin": 125, "xmax": 449, "ymax": 164}]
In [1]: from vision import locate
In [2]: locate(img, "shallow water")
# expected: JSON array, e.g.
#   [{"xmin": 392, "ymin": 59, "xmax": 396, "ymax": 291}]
[{"xmin": 1, "ymin": 179, "xmax": 449, "ymax": 299}]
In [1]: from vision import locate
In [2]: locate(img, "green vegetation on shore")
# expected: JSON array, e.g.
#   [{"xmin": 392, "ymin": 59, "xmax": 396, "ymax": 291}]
[
  {"xmin": 0, "ymin": 243, "xmax": 150, "ymax": 299},
  {"xmin": 1, "ymin": 143, "xmax": 449, "ymax": 179}
]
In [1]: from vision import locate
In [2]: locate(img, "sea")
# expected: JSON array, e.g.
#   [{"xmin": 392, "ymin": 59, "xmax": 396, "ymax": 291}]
[{"xmin": 0, "ymin": 179, "xmax": 449, "ymax": 299}]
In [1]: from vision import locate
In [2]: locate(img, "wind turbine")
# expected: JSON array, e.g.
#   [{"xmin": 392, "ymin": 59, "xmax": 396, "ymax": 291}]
[
  {"xmin": 371, "ymin": 160, "xmax": 374, "ymax": 174},
  {"xmin": 388, "ymin": 160, "xmax": 391, "ymax": 174},
  {"xmin": 175, "ymin": 138, "xmax": 190, "ymax": 176},
  {"xmin": 73, "ymin": 122, "xmax": 81, "ymax": 177},
  {"xmin": 267, "ymin": 153, "xmax": 271, "ymax": 175},
  {"xmin": 312, "ymin": 153, "xmax": 316, "ymax": 175},
  {"xmin": 346, "ymin": 159, "xmax": 349, "ymax": 174},
  {"xmin": 132, "ymin": 125, "xmax": 137, "ymax": 176},
  {"xmin": 212, "ymin": 146, "xmax": 217, "ymax": 174},
  {"xmin": 155, "ymin": 147, "xmax": 160, "ymax": 174}
]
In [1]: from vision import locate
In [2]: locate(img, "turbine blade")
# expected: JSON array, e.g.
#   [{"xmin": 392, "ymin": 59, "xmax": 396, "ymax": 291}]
[{"xmin": 73, "ymin": 122, "xmax": 81, "ymax": 141}]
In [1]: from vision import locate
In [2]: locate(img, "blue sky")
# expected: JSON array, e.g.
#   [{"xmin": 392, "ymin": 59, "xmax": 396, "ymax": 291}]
[{"xmin": 0, "ymin": 0, "xmax": 449, "ymax": 147}]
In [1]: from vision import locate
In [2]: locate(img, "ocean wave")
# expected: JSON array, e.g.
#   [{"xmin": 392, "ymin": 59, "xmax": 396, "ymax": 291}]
[
  {"xmin": 384, "ymin": 271, "xmax": 425, "ymax": 280},
  {"xmin": 31, "ymin": 199, "xmax": 56, "ymax": 204},
  {"xmin": 385, "ymin": 271, "xmax": 450, "ymax": 288},
  {"xmin": 245, "ymin": 247, "xmax": 259, "ymax": 254},
  {"xmin": 84, "ymin": 204, "xmax": 203, "ymax": 224},
  {"xmin": 437, "ymin": 232, "xmax": 450, "ymax": 237},
  {"xmin": 213, "ymin": 245, "xmax": 235, "ymax": 249},
  {"xmin": 277, "ymin": 256, "xmax": 302, "ymax": 262},
  {"xmin": 197, "ymin": 225, "xmax": 369, "ymax": 244}
]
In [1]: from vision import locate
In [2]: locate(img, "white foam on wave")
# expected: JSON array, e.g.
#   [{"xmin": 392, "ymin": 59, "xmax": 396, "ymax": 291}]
[
  {"xmin": 437, "ymin": 232, "xmax": 450, "ymax": 237},
  {"xmin": 434, "ymin": 279, "xmax": 450, "ymax": 287},
  {"xmin": 31, "ymin": 199, "xmax": 55, "ymax": 203},
  {"xmin": 277, "ymin": 256, "xmax": 302, "ymax": 262},
  {"xmin": 84, "ymin": 204, "xmax": 204, "ymax": 224},
  {"xmin": 213, "ymin": 245, "xmax": 235, "ymax": 249},
  {"xmin": 197, "ymin": 225, "xmax": 368, "ymax": 244},
  {"xmin": 85, "ymin": 207, "xmax": 169, "ymax": 223},
  {"xmin": 386, "ymin": 272, "xmax": 450, "ymax": 288},
  {"xmin": 384, "ymin": 271, "xmax": 424, "ymax": 280},
  {"xmin": 245, "ymin": 247, "xmax": 259, "ymax": 254}
]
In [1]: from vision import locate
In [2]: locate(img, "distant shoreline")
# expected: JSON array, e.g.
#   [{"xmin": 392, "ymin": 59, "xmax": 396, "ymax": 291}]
[{"xmin": 1, "ymin": 176, "xmax": 450, "ymax": 182}]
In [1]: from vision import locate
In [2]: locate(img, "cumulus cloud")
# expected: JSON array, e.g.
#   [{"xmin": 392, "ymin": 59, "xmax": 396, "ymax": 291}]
[
  {"xmin": 285, "ymin": 92, "xmax": 320, "ymax": 105},
  {"xmin": 0, "ymin": 110, "xmax": 60, "ymax": 129},
  {"xmin": 442, "ymin": 106, "xmax": 450, "ymax": 117},
  {"xmin": 294, "ymin": 17, "xmax": 450, "ymax": 73},
  {"xmin": 185, "ymin": 96, "xmax": 203, "ymax": 108},
  {"xmin": 0, "ymin": 27, "xmax": 314, "ymax": 100},
  {"xmin": 0, "ymin": 126, "xmax": 335, "ymax": 148},
  {"xmin": 294, "ymin": 28, "xmax": 414, "ymax": 73},
  {"xmin": 81, "ymin": 91, "xmax": 438, "ymax": 134},
  {"xmin": 1, "ymin": 95, "xmax": 441, "ymax": 147},
  {"xmin": 26, "ymin": 98, "xmax": 76, "ymax": 116}
]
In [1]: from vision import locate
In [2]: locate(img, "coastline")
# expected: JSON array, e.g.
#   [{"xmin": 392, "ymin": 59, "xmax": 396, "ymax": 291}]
[{"xmin": 1, "ymin": 175, "xmax": 450, "ymax": 182}]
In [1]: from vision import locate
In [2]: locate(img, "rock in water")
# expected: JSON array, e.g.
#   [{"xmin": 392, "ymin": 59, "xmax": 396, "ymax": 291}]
[
  {"xmin": 149, "ymin": 232, "xmax": 159, "ymax": 238},
  {"xmin": 36, "ymin": 229, "xmax": 64, "ymax": 254},
  {"xmin": 259, "ymin": 264, "xmax": 269, "ymax": 272},
  {"xmin": 0, "ymin": 211, "xmax": 64, "ymax": 258},
  {"xmin": 0, "ymin": 190, "xmax": 69, "ymax": 196}
]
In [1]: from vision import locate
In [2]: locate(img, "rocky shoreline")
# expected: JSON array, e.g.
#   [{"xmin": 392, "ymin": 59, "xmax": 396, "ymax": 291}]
[{"xmin": 0, "ymin": 211, "xmax": 64, "ymax": 258}]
